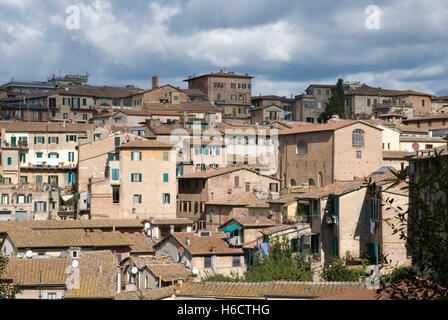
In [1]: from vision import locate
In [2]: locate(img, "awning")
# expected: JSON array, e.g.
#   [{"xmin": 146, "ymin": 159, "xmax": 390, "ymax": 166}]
[
  {"xmin": 223, "ymin": 225, "xmax": 242, "ymax": 233},
  {"xmin": 61, "ymin": 195, "xmax": 74, "ymax": 202},
  {"xmin": 284, "ymin": 111, "xmax": 292, "ymax": 116}
]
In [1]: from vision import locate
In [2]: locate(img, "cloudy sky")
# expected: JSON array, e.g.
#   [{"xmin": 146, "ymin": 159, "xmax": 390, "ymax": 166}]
[{"xmin": 0, "ymin": 0, "xmax": 447, "ymax": 96}]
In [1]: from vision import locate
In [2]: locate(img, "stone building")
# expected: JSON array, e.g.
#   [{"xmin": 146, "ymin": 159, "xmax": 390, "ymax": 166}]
[
  {"xmin": 184, "ymin": 71, "xmax": 253, "ymax": 123},
  {"xmin": 278, "ymin": 120, "xmax": 383, "ymax": 189}
]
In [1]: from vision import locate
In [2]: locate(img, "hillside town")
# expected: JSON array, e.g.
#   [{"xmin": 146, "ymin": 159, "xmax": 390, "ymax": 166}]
[{"xmin": 0, "ymin": 71, "xmax": 446, "ymax": 300}]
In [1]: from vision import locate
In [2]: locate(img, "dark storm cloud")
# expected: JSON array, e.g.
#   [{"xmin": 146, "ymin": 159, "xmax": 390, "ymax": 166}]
[{"xmin": 0, "ymin": 0, "xmax": 447, "ymax": 96}]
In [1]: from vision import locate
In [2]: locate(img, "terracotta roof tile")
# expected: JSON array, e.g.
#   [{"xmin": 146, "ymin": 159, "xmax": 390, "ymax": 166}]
[
  {"xmin": 116, "ymin": 139, "xmax": 174, "ymax": 149},
  {"xmin": 146, "ymin": 264, "xmax": 193, "ymax": 279},
  {"xmin": 167, "ymin": 232, "xmax": 244, "ymax": 256},
  {"xmin": 6, "ymin": 229, "xmax": 130, "ymax": 248},
  {"xmin": 178, "ymin": 281, "xmax": 366, "ymax": 298},
  {"xmin": 122, "ymin": 233, "xmax": 155, "ymax": 253},
  {"xmin": 278, "ymin": 120, "xmax": 379, "ymax": 136}
]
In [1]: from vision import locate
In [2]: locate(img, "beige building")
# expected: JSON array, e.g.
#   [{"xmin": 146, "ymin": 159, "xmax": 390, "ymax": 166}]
[
  {"xmin": 88, "ymin": 139, "xmax": 177, "ymax": 220},
  {"xmin": 278, "ymin": 120, "xmax": 383, "ymax": 189},
  {"xmin": 345, "ymin": 85, "xmax": 432, "ymax": 118},
  {"xmin": 154, "ymin": 231, "xmax": 246, "ymax": 278},
  {"xmin": 1, "ymin": 250, "xmax": 117, "ymax": 299},
  {"xmin": 177, "ymin": 166, "xmax": 281, "ymax": 229},
  {"xmin": 250, "ymin": 104, "xmax": 284, "ymax": 124},
  {"xmin": 184, "ymin": 71, "xmax": 253, "ymax": 123}
]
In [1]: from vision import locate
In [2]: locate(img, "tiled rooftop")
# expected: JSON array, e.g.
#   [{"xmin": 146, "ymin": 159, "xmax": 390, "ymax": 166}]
[
  {"xmin": 178, "ymin": 281, "xmax": 367, "ymax": 298},
  {"xmin": 6, "ymin": 229, "xmax": 130, "ymax": 249},
  {"xmin": 166, "ymin": 232, "xmax": 244, "ymax": 256}
]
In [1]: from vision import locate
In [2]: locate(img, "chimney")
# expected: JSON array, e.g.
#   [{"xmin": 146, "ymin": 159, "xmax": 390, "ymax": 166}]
[{"xmin": 152, "ymin": 76, "xmax": 159, "ymax": 89}]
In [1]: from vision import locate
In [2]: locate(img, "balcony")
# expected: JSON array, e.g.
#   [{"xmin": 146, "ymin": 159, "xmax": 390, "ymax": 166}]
[
  {"xmin": 2, "ymin": 141, "xmax": 29, "ymax": 149},
  {"xmin": 22, "ymin": 159, "xmax": 76, "ymax": 171}
]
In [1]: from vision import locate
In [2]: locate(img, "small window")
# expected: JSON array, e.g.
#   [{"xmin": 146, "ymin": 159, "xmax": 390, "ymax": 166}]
[
  {"xmin": 131, "ymin": 152, "xmax": 142, "ymax": 161},
  {"xmin": 232, "ymin": 256, "xmax": 241, "ymax": 267},
  {"xmin": 352, "ymin": 129, "xmax": 365, "ymax": 147},
  {"xmin": 269, "ymin": 183, "xmax": 279, "ymax": 192},
  {"xmin": 204, "ymin": 256, "xmax": 212, "ymax": 268},
  {"xmin": 356, "ymin": 151, "xmax": 362, "ymax": 158},
  {"xmin": 133, "ymin": 194, "xmax": 142, "ymax": 204},
  {"xmin": 163, "ymin": 152, "xmax": 169, "ymax": 161},
  {"xmin": 308, "ymin": 178, "xmax": 315, "ymax": 186},
  {"xmin": 245, "ymin": 182, "xmax": 251, "ymax": 192},
  {"xmin": 234, "ymin": 176, "xmax": 240, "ymax": 187},
  {"xmin": 297, "ymin": 141, "xmax": 308, "ymax": 154},
  {"xmin": 112, "ymin": 186, "xmax": 120, "ymax": 203}
]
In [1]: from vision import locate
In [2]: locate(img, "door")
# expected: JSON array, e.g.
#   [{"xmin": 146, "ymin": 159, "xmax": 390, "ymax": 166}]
[{"xmin": 0, "ymin": 211, "xmax": 12, "ymax": 221}]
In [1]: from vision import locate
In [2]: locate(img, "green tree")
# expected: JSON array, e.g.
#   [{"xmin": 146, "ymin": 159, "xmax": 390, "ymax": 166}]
[
  {"xmin": 318, "ymin": 78, "xmax": 346, "ymax": 122},
  {"xmin": 0, "ymin": 255, "xmax": 21, "ymax": 299},
  {"xmin": 370, "ymin": 148, "xmax": 448, "ymax": 299},
  {"xmin": 321, "ymin": 257, "xmax": 366, "ymax": 282},
  {"xmin": 244, "ymin": 237, "xmax": 313, "ymax": 282}
]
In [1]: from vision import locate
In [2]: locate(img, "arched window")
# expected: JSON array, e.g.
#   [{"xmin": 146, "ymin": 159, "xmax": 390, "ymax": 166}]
[
  {"xmin": 290, "ymin": 179, "xmax": 297, "ymax": 187},
  {"xmin": 297, "ymin": 141, "xmax": 308, "ymax": 154},
  {"xmin": 308, "ymin": 178, "xmax": 315, "ymax": 186},
  {"xmin": 352, "ymin": 129, "xmax": 365, "ymax": 147}
]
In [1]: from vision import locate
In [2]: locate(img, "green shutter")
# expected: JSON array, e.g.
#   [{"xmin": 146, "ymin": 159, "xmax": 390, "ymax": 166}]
[
  {"xmin": 313, "ymin": 200, "xmax": 318, "ymax": 216},
  {"xmin": 56, "ymin": 153, "xmax": 59, "ymax": 158},
  {"xmin": 43, "ymin": 202, "xmax": 47, "ymax": 212},
  {"xmin": 139, "ymin": 152, "xmax": 142, "ymax": 160},
  {"xmin": 74, "ymin": 135, "xmax": 77, "ymax": 142},
  {"xmin": 11, "ymin": 137, "xmax": 16, "ymax": 146},
  {"xmin": 139, "ymin": 195, "xmax": 142, "ymax": 203},
  {"xmin": 131, "ymin": 174, "xmax": 134, "ymax": 182},
  {"xmin": 139, "ymin": 174, "xmax": 142, "ymax": 182},
  {"xmin": 34, "ymin": 202, "xmax": 37, "ymax": 212},
  {"xmin": 56, "ymin": 137, "xmax": 59, "ymax": 144},
  {"xmin": 66, "ymin": 135, "xmax": 69, "ymax": 142},
  {"xmin": 34, "ymin": 137, "xmax": 37, "ymax": 144},
  {"xmin": 163, "ymin": 173, "xmax": 168, "ymax": 182}
]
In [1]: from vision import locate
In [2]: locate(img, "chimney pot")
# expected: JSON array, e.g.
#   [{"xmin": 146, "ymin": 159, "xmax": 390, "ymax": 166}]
[{"xmin": 152, "ymin": 76, "xmax": 159, "ymax": 89}]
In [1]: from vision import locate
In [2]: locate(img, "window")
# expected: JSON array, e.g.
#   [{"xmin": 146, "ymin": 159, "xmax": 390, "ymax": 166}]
[
  {"xmin": 204, "ymin": 256, "xmax": 212, "ymax": 268},
  {"xmin": 297, "ymin": 141, "xmax": 308, "ymax": 154},
  {"xmin": 426, "ymin": 144, "xmax": 433, "ymax": 149},
  {"xmin": 356, "ymin": 151, "xmax": 362, "ymax": 158},
  {"xmin": 111, "ymin": 168, "xmax": 119, "ymax": 181},
  {"xmin": 163, "ymin": 152, "xmax": 169, "ymax": 161},
  {"xmin": 234, "ymin": 176, "xmax": 240, "ymax": 187},
  {"xmin": 367, "ymin": 98, "xmax": 371, "ymax": 106},
  {"xmin": 131, "ymin": 151, "xmax": 142, "ymax": 161},
  {"xmin": 112, "ymin": 186, "xmax": 120, "ymax": 203},
  {"xmin": 269, "ymin": 183, "xmax": 279, "ymax": 192},
  {"xmin": 34, "ymin": 201, "xmax": 47, "ymax": 212},
  {"xmin": 66, "ymin": 135, "xmax": 77, "ymax": 142},
  {"xmin": 20, "ymin": 153, "xmax": 26, "ymax": 163},
  {"xmin": 163, "ymin": 193, "xmax": 170, "ymax": 204},
  {"xmin": 133, "ymin": 194, "xmax": 142, "ymax": 204},
  {"xmin": 131, "ymin": 173, "xmax": 142, "ymax": 182},
  {"xmin": 68, "ymin": 152, "xmax": 75, "ymax": 162},
  {"xmin": 163, "ymin": 173, "xmax": 169, "ymax": 182},
  {"xmin": 352, "ymin": 129, "xmax": 365, "ymax": 147},
  {"xmin": 34, "ymin": 136, "xmax": 45, "ymax": 144},
  {"xmin": 2, "ymin": 194, "xmax": 9, "ymax": 204},
  {"xmin": 63, "ymin": 113, "xmax": 68, "ymax": 119},
  {"xmin": 82, "ymin": 98, "xmax": 87, "ymax": 106},
  {"xmin": 48, "ymin": 136, "xmax": 59, "ymax": 144},
  {"xmin": 7, "ymin": 157, "xmax": 12, "ymax": 165},
  {"xmin": 245, "ymin": 182, "xmax": 251, "ymax": 192},
  {"xmin": 20, "ymin": 176, "xmax": 27, "ymax": 184},
  {"xmin": 36, "ymin": 175, "xmax": 43, "ymax": 185},
  {"xmin": 232, "ymin": 256, "xmax": 241, "ymax": 267}
]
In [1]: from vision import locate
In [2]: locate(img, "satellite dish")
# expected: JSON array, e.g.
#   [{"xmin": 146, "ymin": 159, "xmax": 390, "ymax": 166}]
[
  {"xmin": 192, "ymin": 267, "xmax": 199, "ymax": 275},
  {"xmin": 131, "ymin": 267, "xmax": 138, "ymax": 274},
  {"xmin": 25, "ymin": 250, "xmax": 33, "ymax": 258},
  {"xmin": 72, "ymin": 260, "xmax": 79, "ymax": 268},
  {"xmin": 144, "ymin": 222, "xmax": 150, "ymax": 230},
  {"xmin": 407, "ymin": 146, "xmax": 414, "ymax": 153}
]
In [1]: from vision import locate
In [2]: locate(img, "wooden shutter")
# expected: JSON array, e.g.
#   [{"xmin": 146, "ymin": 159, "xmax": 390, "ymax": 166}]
[
  {"xmin": 131, "ymin": 174, "xmax": 134, "ymax": 182},
  {"xmin": 66, "ymin": 135, "xmax": 69, "ymax": 142},
  {"xmin": 56, "ymin": 137, "xmax": 59, "ymax": 144}
]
